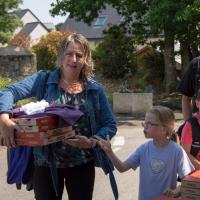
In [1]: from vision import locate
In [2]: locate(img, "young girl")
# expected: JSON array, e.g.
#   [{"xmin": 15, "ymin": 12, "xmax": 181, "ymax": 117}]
[
  {"xmin": 181, "ymin": 89, "xmax": 200, "ymax": 169},
  {"xmin": 95, "ymin": 106, "xmax": 194, "ymax": 200}
]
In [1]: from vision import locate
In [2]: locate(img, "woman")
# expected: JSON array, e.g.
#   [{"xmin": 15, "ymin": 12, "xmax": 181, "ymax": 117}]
[{"xmin": 0, "ymin": 33, "xmax": 117, "ymax": 200}]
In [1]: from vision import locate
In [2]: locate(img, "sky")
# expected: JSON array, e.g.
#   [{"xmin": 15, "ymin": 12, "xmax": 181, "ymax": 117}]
[{"xmin": 19, "ymin": 0, "xmax": 68, "ymax": 25}]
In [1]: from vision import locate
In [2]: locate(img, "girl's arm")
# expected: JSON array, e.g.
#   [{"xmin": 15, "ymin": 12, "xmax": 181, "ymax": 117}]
[{"xmin": 95, "ymin": 135, "xmax": 131, "ymax": 173}]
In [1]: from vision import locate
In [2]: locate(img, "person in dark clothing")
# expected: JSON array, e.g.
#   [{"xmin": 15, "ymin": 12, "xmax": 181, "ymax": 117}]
[{"xmin": 178, "ymin": 56, "xmax": 200, "ymax": 121}]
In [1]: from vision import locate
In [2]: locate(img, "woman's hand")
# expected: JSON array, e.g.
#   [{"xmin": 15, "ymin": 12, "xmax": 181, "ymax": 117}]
[
  {"xmin": 62, "ymin": 135, "xmax": 95, "ymax": 148},
  {"xmin": 0, "ymin": 113, "xmax": 19, "ymax": 147}
]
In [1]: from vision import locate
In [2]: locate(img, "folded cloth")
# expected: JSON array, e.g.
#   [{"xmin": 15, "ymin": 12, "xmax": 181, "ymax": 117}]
[{"xmin": 13, "ymin": 103, "xmax": 83, "ymax": 127}]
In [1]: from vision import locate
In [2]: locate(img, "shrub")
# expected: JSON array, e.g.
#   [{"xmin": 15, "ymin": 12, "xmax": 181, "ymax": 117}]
[
  {"xmin": 138, "ymin": 50, "xmax": 165, "ymax": 91},
  {"xmin": 8, "ymin": 33, "xmax": 31, "ymax": 48},
  {"xmin": 0, "ymin": 76, "xmax": 12, "ymax": 89},
  {"xmin": 32, "ymin": 30, "xmax": 72, "ymax": 71},
  {"xmin": 93, "ymin": 26, "xmax": 137, "ymax": 79}
]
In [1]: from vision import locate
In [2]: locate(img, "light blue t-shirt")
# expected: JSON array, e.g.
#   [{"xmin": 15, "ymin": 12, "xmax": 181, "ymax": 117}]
[{"xmin": 126, "ymin": 140, "xmax": 194, "ymax": 200}]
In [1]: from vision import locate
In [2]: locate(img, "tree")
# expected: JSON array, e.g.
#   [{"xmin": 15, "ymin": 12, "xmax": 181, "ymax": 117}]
[
  {"xmin": 32, "ymin": 30, "xmax": 72, "ymax": 71},
  {"xmin": 8, "ymin": 32, "xmax": 31, "ymax": 48},
  {"xmin": 0, "ymin": 0, "xmax": 22, "ymax": 44},
  {"xmin": 93, "ymin": 26, "xmax": 136, "ymax": 79},
  {"xmin": 50, "ymin": 0, "xmax": 200, "ymax": 93}
]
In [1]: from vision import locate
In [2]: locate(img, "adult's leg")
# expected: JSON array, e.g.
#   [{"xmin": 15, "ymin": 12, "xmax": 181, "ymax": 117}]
[
  {"xmin": 33, "ymin": 166, "xmax": 64, "ymax": 200},
  {"xmin": 63, "ymin": 161, "xmax": 95, "ymax": 200}
]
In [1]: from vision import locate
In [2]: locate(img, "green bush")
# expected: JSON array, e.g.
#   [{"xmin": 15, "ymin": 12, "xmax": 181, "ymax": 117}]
[
  {"xmin": 139, "ymin": 50, "xmax": 165, "ymax": 91},
  {"xmin": 0, "ymin": 76, "xmax": 12, "ymax": 89},
  {"xmin": 93, "ymin": 26, "xmax": 137, "ymax": 79}
]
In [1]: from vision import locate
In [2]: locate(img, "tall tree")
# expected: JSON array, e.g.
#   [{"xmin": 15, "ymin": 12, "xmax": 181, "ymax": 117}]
[
  {"xmin": 50, "ymin": 0, "xmax": 200, "ymax": 93},
  {"xmin": 0, "ymin": 0, "xmax": 22, "ymax": 44}
]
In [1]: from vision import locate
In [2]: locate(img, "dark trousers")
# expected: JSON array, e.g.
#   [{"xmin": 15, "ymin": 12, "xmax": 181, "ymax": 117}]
[{"xmin": 33, "ymin": 161, "xmax": 95, "ymax": 200}]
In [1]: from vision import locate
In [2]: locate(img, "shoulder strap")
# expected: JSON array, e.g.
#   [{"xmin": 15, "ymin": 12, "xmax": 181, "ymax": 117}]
[
  {"xmin": 93, "ymin": 147, "xmax": 118, "ymax": 200},
  {"xmin": 188, "ymin": 116, "xmax": 199, "ymax": 126},
  {"xmin": 37, "ymin": 71, "xmax": 50, "ymax": 101},
  {"xmin": 187, "ymin": 116, "xmax": 200, "ymax": 156}
]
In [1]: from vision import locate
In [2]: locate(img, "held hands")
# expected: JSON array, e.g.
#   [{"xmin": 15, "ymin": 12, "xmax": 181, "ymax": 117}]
[
  {"xmin": 62, "ymin": 135, "xmax": 96, "ymax": 149},
  {"xmin": 93, "ymin": 135, "xmax": 112, "ymax": 154},
  {"xmin": 62, "ymin": 134, "xmax": 112, "ymax": 151},
  {"xmin": 0, "ymin": 113, "xmax": 19, "ymax": 147}
]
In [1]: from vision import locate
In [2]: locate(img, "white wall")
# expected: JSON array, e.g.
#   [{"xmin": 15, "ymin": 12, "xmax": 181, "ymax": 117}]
[
  {"xmin": 14, "ymin": 11, "xmax": 39, "ymax": 35},
  {"xmin": 30, "ymin": 24, "xmax": 48, "ymax": 45},
  {"xmin": 21, "ymin": 11, "xmax": 39, "ymax": 24}
]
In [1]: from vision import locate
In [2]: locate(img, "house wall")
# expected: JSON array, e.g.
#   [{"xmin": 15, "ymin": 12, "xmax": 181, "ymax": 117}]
[
  {"xmin": 21, "ymin": 11, "xmax": 39, "ymax": 25},
  {"xmin": 14, "ymin": 11, "xmax": 39, "ymax": 35},
  {"xmin": 30, "ymin": 24, "xmax": 48, "ymax": 45},
  {"xmin": 0, "ymin": 50, "xmax": 37, "ymax": 80}
]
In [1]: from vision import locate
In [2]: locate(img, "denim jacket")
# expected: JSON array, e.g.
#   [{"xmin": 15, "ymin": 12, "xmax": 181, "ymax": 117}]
[{"xmin": 0, "ymin": 68, "xmax": 117, "ymax": 160}]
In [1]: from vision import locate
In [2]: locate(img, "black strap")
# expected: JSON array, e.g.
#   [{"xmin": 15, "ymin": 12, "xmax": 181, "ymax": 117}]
[
  {"xmin": 187, "ymin": 116, "xmax": 200, "ymax": 156},
  {"xmin": 109, "ymin": 172, "xmax": 119, "ymax": 200}
]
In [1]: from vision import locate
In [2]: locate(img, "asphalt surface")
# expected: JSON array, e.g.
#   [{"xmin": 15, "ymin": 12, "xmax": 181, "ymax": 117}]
[{"xmin": 0, "ymin": 112, "xmax": 184, "ymax": 200}]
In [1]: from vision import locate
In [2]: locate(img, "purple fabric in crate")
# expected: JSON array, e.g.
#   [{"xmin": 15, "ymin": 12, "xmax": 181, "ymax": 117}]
[{"xmin": 13, "ymin": 103, "xmax": 83, "ymax": 126}]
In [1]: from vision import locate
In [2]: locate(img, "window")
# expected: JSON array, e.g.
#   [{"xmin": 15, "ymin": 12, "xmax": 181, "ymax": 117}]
[{"xmin": 94, "ymin": 16, "xmax": 106, "ymax": 26}]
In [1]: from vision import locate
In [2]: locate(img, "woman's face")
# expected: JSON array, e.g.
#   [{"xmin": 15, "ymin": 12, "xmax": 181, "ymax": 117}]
[{"xmin": 62, "ymin": 42, "xmax": 85, "ymax": 77}]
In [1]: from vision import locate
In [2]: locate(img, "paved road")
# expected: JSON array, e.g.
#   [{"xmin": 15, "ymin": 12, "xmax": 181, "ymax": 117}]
[{"xmin": 0, "ymin": 113, "xmax": 183, "ymax": 200}]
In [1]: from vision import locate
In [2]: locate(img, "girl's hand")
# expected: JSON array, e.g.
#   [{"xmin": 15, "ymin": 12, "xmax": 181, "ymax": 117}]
[
  {"xmin": 63, "ymin": 135, "xmax": 95, "ymax": 148},
  {"xmin": 93, "ymin": 135, "xmax": 112, "ymax": 154},
  {"xmin": 163, "ymin": 186, "xmax": 181, "ymax": 198},
  {"xmin": 0, "ymin": 113, "xmax": 19, "ymax": 147}
]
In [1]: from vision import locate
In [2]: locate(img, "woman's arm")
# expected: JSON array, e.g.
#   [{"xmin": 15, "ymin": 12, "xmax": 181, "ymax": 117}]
[
  {"xmin": 0, "ymin": 71, "xmax": 47, "ymax": 147},
  {"xmin": 0, "ymin": 71, "xmax": 45, "ymax": 113}
]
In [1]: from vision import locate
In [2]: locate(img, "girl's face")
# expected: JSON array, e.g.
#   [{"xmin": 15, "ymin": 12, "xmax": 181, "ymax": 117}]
[
  {"xmin": 62, "ymin": 42, "xmax": 85, "ymax": 78},
  {"xmin": 142, "ymin": 113, "xmax": 165, "ymax": 139}
]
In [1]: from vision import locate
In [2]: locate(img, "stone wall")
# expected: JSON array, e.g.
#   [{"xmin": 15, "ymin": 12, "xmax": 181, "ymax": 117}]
[{"xmin": 0, "ymin": 47, "xmax": 36, "ymax": 80}]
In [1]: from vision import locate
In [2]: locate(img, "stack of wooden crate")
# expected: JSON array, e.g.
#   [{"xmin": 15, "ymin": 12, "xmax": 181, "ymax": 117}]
[
  {"xmin": 13, "ymin": 115, "xmax": 75, "ymax": 146},
  {"xmin": 181, "ymin": 170, "xmax": 200, "ymax": 200}
]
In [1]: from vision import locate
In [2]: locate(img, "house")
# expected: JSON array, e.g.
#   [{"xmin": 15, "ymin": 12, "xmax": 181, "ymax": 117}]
[
  {"xmin": 13, "ymin": 9, "xmax": 55, "ymax": 45},
  {"xmin": 58, "ymin": 5, "xmax": 123, "ymax": 47}
]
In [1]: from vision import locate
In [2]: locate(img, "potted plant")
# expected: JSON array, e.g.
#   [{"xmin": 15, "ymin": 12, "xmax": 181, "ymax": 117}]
[{"xmin": 113, "ymin": 81, "xmax": 153, "ymax": 114}]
